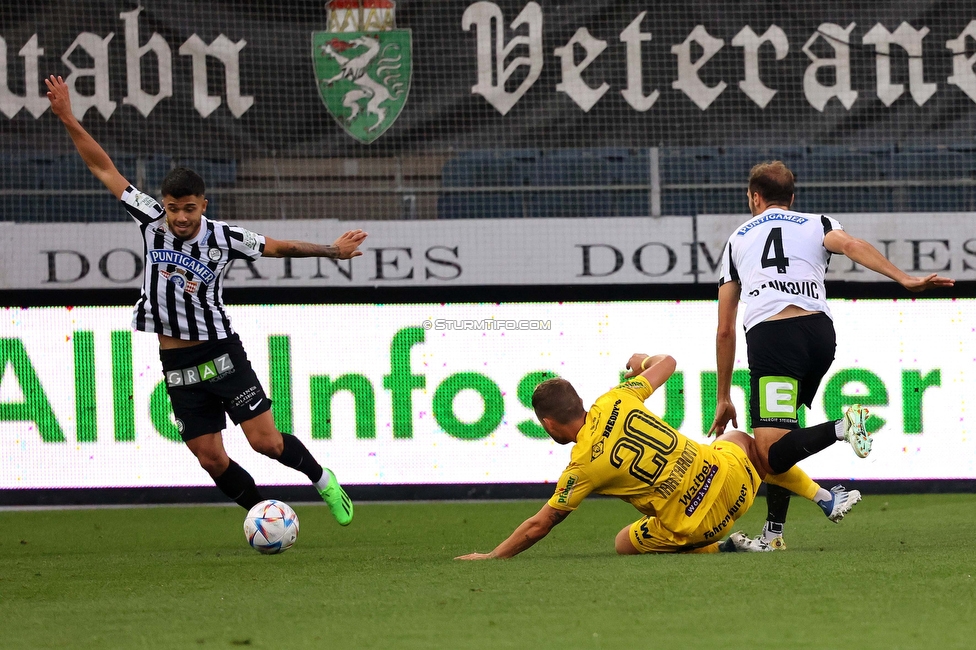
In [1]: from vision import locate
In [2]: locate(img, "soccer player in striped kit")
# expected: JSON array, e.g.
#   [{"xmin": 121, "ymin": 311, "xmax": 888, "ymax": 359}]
[
  {"xmin": 45, "ymin": 75, "xmax": 361, "ymax": 525},
  {"xmin": 709, "ymin": 161, "xmax": 953, "ymax": 550}
]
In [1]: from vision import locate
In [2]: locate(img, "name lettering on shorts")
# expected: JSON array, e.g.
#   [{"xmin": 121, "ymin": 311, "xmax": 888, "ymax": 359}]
[
  {"xmin": 166, "ymin": 353, "xmax": 235, "ymax": 387},
  {"xmin": 703, "ymin": 484, "xmax": 750, "ymax": 539},
  {"xmin": 680, "ymin": 463, "xmax": 719, "ymax": 516}
]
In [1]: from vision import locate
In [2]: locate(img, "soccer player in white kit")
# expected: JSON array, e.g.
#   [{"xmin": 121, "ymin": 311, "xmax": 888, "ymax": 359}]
[{"xmin": 709, "ymin": 161, "xmax": 953, "ymax": 550}]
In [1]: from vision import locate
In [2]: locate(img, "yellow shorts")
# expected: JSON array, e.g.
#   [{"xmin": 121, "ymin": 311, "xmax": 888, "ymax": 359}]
[{"xmin": 627, "ymin": 442, "xmax": 760, "ymax": 554}]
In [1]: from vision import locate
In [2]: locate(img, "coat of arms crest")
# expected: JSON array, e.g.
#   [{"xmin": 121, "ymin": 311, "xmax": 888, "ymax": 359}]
[{"xmin": 312, "ymin": 0, "xmax": 412, "ymax": 144}]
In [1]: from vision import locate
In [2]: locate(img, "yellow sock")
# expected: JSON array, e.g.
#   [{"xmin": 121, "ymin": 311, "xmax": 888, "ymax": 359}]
[{"xmin": 766, "ymin": 465, "xmax": 820, "ymax": 502}]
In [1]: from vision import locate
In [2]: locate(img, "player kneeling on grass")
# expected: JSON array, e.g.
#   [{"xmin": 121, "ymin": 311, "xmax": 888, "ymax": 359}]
[
  {"xmin": 456, "ymin": 353, "xmax": 769, "ymax": 559},
  {"xmin": 45, "ymin": 75, "xmax": 357, "ymax": 525}
]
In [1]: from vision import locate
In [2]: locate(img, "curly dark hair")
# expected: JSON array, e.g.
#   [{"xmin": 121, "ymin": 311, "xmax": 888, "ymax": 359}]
[{"xmin": 161, "ymin": 167, "xmax": 206, "ymax": 199}]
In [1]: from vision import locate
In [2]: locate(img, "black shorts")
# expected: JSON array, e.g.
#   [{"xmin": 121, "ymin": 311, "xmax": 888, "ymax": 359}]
[
  {"xmin": 159, "ymin": 333, "xmax": 272, "ymax": 442},
  {"xmin": 745, "ymin": 313, "xmax": 836, "ymax": 429}
]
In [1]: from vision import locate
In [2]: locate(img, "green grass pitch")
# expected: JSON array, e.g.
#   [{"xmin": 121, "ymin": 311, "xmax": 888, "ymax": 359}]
[{"xmin": 2, "ymin": 494, "xmax": 975, "ymax": 649}]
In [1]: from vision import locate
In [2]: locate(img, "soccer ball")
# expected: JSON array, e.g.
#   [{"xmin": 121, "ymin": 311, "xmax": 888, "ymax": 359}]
[{"xmin": 244, "ymin": 500, "xmax": 299, "ymax": 554}]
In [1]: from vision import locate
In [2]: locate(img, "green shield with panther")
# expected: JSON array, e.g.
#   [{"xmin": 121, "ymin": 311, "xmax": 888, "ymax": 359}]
[{"xmin": 312, "ymin": 30, "xmax": 412, "ymax": 144}]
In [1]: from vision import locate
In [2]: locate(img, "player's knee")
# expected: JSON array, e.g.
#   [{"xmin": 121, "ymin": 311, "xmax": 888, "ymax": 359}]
[
  {"xmin": 250, "ymin": 431, "xmax": 284, "ymax": 458},
  {"xmin": 615, "ymin": 527, "xmax": 639, "ymax": 555},
  {"xmin": 195, "ymin": 450, "xmax": 229, "ymax": 477}
]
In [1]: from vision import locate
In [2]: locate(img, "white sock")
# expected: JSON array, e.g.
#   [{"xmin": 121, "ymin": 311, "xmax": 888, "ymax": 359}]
[
  {"xmin": 834, "ymin": 419, "xmax": 845, "ymax": 440},
  {"xmin": 763, "ymin": 522, "xmax": 784, "ymax": 541},
  {"xmin": 814, "ymin": 487, "xmax": 832, "ymax": 504},
  {"xmin": 313, "ymin": 469, "xmax": 332, "ymax": 492}
]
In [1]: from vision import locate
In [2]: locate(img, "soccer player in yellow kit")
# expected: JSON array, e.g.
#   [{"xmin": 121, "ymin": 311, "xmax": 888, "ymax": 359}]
[{"xmin": 456, "ymin": 353, "xmax": 767, "ymax": 559}]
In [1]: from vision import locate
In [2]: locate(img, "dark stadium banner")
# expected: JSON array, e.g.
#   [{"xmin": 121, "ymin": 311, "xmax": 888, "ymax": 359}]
[{"xmin": 2, "ymin": 1, "xmax": 976, "ymax": 157}]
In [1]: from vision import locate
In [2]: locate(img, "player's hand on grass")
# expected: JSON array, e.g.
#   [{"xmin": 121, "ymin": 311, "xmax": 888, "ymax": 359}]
[
  {"xmin": 900, "ymin": 273, "xmax": 954, "ymax": 293},
  {"xmin": 708, "ymin": 399, "xmax": 738, "ymax": 437},
  {"xmin": 623, "ymin": 353, "xmax": 650, "ymax": 379},
  {"xmin": 333, "ymin": 229, "xmax": 368, "ymax": 259},
  {"xmin": 44, "ymin": 75, "xmax": 73, "ymax": 121},
  {"xmin": 454, "ymin": 552, "xmax": 494, "ymax": 561}
]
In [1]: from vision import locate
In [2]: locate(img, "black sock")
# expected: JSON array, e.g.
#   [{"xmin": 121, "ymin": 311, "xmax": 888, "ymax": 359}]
[
  {"xmin": 765, "ymin": 484, "xmax": 792, "ymax": 529},
  {"xmin": 213, "ymin": 459, "xmax": 263, "ymax": 510},
  {"xmin": 277, "ymin": 434, "xmax": 324, "ymax": 483},
  {"xmin": 767, "ymin": 421, "xmax": 840, "ymax": 474}
]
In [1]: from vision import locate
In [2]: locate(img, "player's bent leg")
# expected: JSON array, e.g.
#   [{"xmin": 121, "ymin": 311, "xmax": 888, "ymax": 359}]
[
  {"xmin": 751, "ymin": 426, "xmax": 790, "ymax": 476},
  {"xmin": 615, "ymin": 525, "xmax": 641, "ymax": 555},
  {"xmin": 764, "ymin": 447, "xmax": 861, "ymax": 522},
  {"xmin": 766, "ymin": 465, "xmax": 819, "ymax": 501},
  {"xmin": 713, "ymin": 431, "xmax": 788, "ymax": 547},
  {"xmin": 624, "ymin": 516, "xmax": 704, "ymax": 554},
  {"xmin": 186, "ymin": 433, "xmax": 263, "ymax": 509},
  {"xmin": 767, "ymin": 420, "xmax": 846, "ymax": 473},
  {"xmin": 240, "ymin": 410, "xmax": 285, "ymax": 457},
  {"xmin": 748, "ymin": 426, "xmax": 794, "ymax": 544},
  {"xmin": 239, "ymin": 412, "xmax": 353, "ymax": 525},
  {"xmin": 698, "ymin": 440, "xmax": 762, "ymax": 550},
  {"xmin": 713, "ymin": 429, "xmax": 767, "ymax": 481},
  {"xmin": 185, "ymin": 432, "xmax": 231, "ymax": 477}
]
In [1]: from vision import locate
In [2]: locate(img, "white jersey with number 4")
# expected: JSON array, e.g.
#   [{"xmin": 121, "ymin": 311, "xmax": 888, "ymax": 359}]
[{"xmin": 719, "ymin": 207, "xmax": 843, "ymax": 332}]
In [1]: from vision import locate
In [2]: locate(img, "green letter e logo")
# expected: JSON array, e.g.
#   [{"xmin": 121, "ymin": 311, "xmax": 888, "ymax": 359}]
[{"xmin": 759, "ymin": 376, "xmax": 797, "ymax": 419}]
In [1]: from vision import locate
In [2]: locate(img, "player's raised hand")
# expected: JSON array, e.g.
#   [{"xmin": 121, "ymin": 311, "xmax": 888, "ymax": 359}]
[
  {"xmin": 900, "ymin": 273, "xmax": 955, "ymax": 293},
  {"xmin": 623, "ymin": 353, "xmax": 649, "ymax": 379},
  {"xmin": 333, "ymin": 229, "xmax": 368, "ymax": 259},
  {"xmin": 708, "ymin": 399, "xmax": 738, "ymax": 437},
  {"xmin": 44, "ymin": 75, "xmax": 73, "ymax": 121}
]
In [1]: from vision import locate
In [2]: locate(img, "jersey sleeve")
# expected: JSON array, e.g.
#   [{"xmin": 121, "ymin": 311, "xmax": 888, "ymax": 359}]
[
  {"xmin": 615, "ymin": 375, "xmax": 655, "ymax": 402},
  {"xmin": 120, "ymin": 185, "xmax": 164, "ymax": 226},
  {"xmin": 226, "ymin": 226, "xmax": 266, "ymax": 261},
  {"xmin": 717, "ymin": 237, "xmax": 739, "ymax": 286},
  {"xmin": 547, "ymin": 466, "xmax": 593, "ymax": 511},
  {"xmin": 821, "ymin": 215, "xmax": 844, "ymax": 235}
]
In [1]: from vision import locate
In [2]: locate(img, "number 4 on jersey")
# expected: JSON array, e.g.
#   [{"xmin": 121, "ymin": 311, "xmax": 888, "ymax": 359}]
[{"xmin": 761, "ymin": 227, "xmax": 790, "ymax": 273}]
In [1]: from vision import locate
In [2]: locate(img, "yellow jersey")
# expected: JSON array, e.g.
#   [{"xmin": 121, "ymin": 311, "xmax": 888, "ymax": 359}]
[{"xmin": 547, "ymin": 376, "xmax": 731, "ymax": 536}]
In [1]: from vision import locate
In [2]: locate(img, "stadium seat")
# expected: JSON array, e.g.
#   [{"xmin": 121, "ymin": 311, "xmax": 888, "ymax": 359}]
[{"xmin": 437, "ymin": 192, "xmax": 526, "ymax": 219}]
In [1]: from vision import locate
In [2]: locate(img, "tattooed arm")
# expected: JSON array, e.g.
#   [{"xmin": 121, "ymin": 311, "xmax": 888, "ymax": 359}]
[
  {"xmin": 263, "ymin": 229, "xmax": 368, "ymax": 259},
  {"xmin": 455, "ymin": 504, "xmax": 571, "ymax": 560}
]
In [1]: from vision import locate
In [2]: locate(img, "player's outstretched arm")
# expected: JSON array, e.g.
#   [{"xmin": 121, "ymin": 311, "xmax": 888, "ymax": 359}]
[
  {"xmin": 455, "ymin": 504, "xmax": 569, "ymax": 560},
  {"xmin": 709, "ymin": 281, "xmax": 741, "ymax": 437},
  {"xmin": 44, "ymin": 75, "xmax": 129, "ymax": 199},
  {"xmin": 824, "ymin": 230, "xmax": 954, "ymax": 292},
  {"xmin": 263, "ymin": 230, "xmax": 368, "ymax": 259},
  {"xmin": 623, "ymin": 353, "xmax": 676, "ymax": 391}
]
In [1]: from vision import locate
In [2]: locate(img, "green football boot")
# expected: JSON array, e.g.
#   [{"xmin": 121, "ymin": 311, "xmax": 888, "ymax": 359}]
[{"xmin": 318, "ymin": 468, "xmax": 354, "ymax": 526}]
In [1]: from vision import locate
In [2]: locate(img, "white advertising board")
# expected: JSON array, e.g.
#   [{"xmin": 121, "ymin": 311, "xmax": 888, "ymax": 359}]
[
  {"xmin": 0, "ymin": 299, "xmax": 972, "ymax": 489},
  {"xmin": 2, "ymin": 213, "xmax": 974, "ymax": 289}
]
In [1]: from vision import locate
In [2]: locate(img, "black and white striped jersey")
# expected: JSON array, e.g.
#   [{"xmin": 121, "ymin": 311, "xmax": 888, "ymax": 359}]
[
  {"xmin": 719, "ymin": 207, "xmax": 843, "ymax": 332},
  {"xmin": 121, "ymin": 185, "xmax": 265, "ymax": 340}
]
